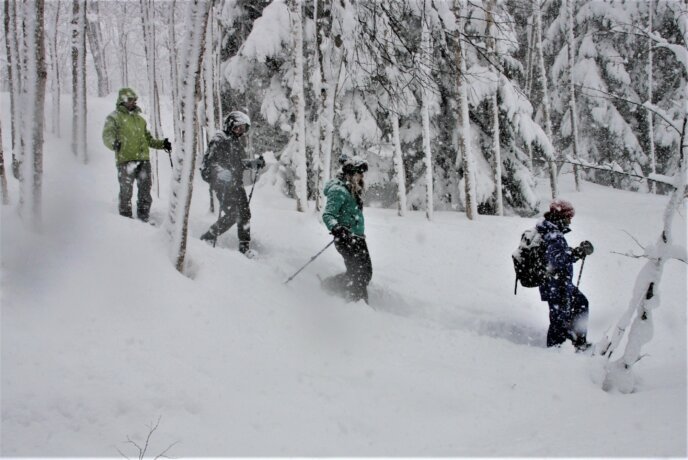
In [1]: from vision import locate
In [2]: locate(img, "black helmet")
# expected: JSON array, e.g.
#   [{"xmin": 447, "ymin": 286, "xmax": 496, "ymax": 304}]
[
  {"xmin": 339, "ymin": 154, "xmax": 368, "ymax": 175},
  {"xmin": 223, "ymin": 111, "xmax": 251, "ymax": 135}
]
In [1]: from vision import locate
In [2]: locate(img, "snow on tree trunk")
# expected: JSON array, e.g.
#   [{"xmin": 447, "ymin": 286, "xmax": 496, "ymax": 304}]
[
  {"xmin": 86, "ymin": 1, "xmax": 109, "ymax": 97},
  {"xmin": 486, "ymin": 0, "xmax": 503, "ymax": 216},
  {"xmin": 535, "ymin": 0, "xmax": 558, "ymax": 199},
  {"xmin": 420, "ymin": 18, "xmax": 433, "ymax": 220},
  {"xmin": 49, "ymin": 0, "xmax": 61, "ymax": 137},
  {"xmin": 165, "ymin": 0, "xmax": 210, "ymax": 273},
  {"xmin": 455, "ymin": 0, "xmax": 477, "ymax": 220},
  {"xmin": 19, "ymin": 0, "xmax": 47, "ymax": 229},
  {"xmin": 71, "ymin": 0, "xmax": 87, "ymax": 164},
  {"xmin": 567, "ymin": 0, "xmax": 581, "ymax": 191},
  {"xmin": 598, "ymin": 117, "xmax": 687, "ymax": 393},
  {"xmin": 0, "ymin": 123, "xmax": 8, "ymax": 205},
  {"xmin": 524, "ymin": 15, "xmax": 535, "ymax": 99},
  {"xmin": 5, "ymin": 0, "xmax": 23, "ymax": 178},
  {"xmin": 213, "ymin": 15, "xmax": 223, "ymax": 128},
  {"xmin": 167, "ymin": 0, "xmax": 182, "ymax": 149},
  {"xmin": 313, "ymin": 0, "xmax": 324, "ymax": 211},
  {"xmin": 647, "ymin": 0, "xmax": 656, "ymax": 194},
  {"xmin": 202, "ymin": 9, "xmax": 216, "ymax": 140},
  {"xmin": 289, "ymin": 0, "xmax": 308, "ymax": 212},
  {"xmin": 117, "ymin": 1, "xmax": 129, "ymax": 87},
  {"xmin": 140, "ymin": 0, "xmax": 162, "ymax": 138},
  {"xmin": 322, "ymin": 54, "xmax": 343, "ymax": 187},
  {"xmin": 391, "ymin": 111, "xmax": 407, "ymax": 216}
]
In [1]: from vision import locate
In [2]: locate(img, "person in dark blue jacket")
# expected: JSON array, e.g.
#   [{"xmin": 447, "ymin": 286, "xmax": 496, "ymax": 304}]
[{"xmin": 536, "ymin": 200, "xmax": 594, "ymax": 350}]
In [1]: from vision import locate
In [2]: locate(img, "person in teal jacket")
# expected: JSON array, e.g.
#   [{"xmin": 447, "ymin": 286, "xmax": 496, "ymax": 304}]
[
  {"xmin": 321, "ymin": 155, "xmax": 372, "ymax": 303},
  {"xmin": 102, "ymin": 88, "xmax": 171, "ymax": 222}
]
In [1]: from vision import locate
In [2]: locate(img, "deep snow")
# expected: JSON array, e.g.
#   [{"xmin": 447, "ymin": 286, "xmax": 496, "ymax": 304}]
[{"xmin": 1, "ymin": 94, "xmax": 686, "ymax": 457}]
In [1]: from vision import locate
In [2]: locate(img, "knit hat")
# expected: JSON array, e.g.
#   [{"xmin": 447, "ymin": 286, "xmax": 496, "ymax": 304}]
[{"xmin": 547, "ymin": 199, "xmax": 575, "ymax": 220}]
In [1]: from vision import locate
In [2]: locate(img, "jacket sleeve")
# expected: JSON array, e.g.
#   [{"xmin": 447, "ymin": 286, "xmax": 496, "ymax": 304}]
[
  {"xmin": 322, "ymin": 188, "xmax": 346, "ymax": 231},
  {"xmin": 102, "ymin": 114, "xmax": 119, "ymax": 151},
  {"xmin": 545, "ymin": 235, "xmax": 575, "ymax": 272},
  {"xmin": 146, "ymin": 129, "xmax": 166, "ymax": 149}
]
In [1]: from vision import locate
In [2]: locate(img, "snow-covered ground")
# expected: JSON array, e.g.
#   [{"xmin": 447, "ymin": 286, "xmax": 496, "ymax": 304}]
[{"xmin": 1, "ymin": 94, "xmax": 686, "ymax": 457}]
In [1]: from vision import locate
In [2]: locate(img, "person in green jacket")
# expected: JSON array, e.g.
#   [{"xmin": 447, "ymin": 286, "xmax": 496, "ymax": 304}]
[
  {"xmin": 321, "ymin": 155, "xmax": 372, "ymax": 303},
  {"xmin": 102, "ymin": 88, "xmax": 171, "ymax": 222}
]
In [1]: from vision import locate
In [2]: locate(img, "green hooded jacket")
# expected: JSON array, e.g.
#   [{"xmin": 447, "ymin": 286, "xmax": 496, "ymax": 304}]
[
  {"xmin": 322, "ymin": 177, "xmax": 365, "ymax": 236},
  {"xmin": 102, "ymin": 88, "xmax": 165, "ymax": 165}
]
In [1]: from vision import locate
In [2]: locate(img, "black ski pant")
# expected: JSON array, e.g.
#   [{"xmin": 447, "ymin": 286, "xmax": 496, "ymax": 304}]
[
  {"xmin": 325, "ymin": 236, "xmax": 372, "ymax": 303},
  {"xmin": 117, "ymin": 160, "xmax": 152, "ymax": 220},
  {"xmin": 207, "ymin": 185, "xmax": 251, "ymax": 244},
  {"xmin": 547, "ymin": 286, "xmax": 589, "ymax": 347}
]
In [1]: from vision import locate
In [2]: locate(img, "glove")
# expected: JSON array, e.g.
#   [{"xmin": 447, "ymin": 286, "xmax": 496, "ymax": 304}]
[
  {"xmin": 216, "ymin": 168, "xmax": 233, "ymax": 183},
  {"xmin": 256, "ymin": 155, "xmax": 266, "ymax": 170},
  {"xmin": 331, "ymin": 225, "xmax": 351, "ymax": 241},
  {"xmin": 113, "ymin": 139, "xmax": 121, "ymax": 152},
  {"xmin": 573, "ymin": 240, "xmax": 594, "ymax": 259},
  {"xmin": 163, "ymin": 138, "xmax": 172, "ymax": 153}
]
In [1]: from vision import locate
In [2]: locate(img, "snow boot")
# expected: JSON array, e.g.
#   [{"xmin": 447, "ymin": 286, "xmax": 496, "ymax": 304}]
[{"xmin": 239, "ymin": 241, "xmax": 256, "ymax": 259}]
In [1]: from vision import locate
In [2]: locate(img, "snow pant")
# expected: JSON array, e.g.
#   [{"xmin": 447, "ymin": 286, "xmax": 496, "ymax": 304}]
[
  {"xmin": 205, "ymin": 185, "xmax": 251, "ymax": 248},
  {"xmin": 323, "ymin": 236, "xmax": 372, "ymax": 303},
  {"xmin": 117, "ymin": 160, "xmax": 152, "ymax": 220},
  {"xmin": 546, "ymin": 286, "xmax": 589, "ymax": 347}
]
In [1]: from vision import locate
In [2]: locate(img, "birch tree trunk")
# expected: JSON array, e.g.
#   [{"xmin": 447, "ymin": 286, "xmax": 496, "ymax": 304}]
[
  {"xmin": 71, "ymin": 0, "xmax": 87, "ymax": 164},
  {"xmin": 486, "ymin": 0, "xmax": 503, "ymax": 216},
  {"xmin": 535, "ymin": 0, "xmax": 559, "ymax": 198},
  {"xmin": 49, "ymin": 0, "xmax": 61, "ymax": 136},
  {"xmin": 455, "ymin": 0, "xmax": 477, "ymax": 220},
  {"xmin": 420, "ymin": 17, "xmax": 433, "ymax": 220},
  {"xmin": 322, "ymin": 48, "xmax": 343, "ymax": 188},
  {"xmin": 86, "ymin": 1, "xmax": 109, "ymax": 97},
  {"xmin": 524, "ymin": 14, "xmax": 535, "ymax": 99},
  {"xmin": 167, "ymin": 0, "xmax": 182, "ymax": 148},
  {"xmin": 391, "ymin": 111, "xmax": 407, "ymax": 216},
  {"xmin": 117, "ymin": 1, "xmax": 129, "ymax": 87},
  {"xmin": 313, "ymin": 0, "xmax": 324, "ymax": 211},
  {"xmin": 289, "ymin": 0, "xmax": 308, "ymax": 212},
  {"xmin": 567, "ymin": 0, "xmax": 581, "ymax": 191},
  {"xmin": 166, "ymin": 0, "xmax": 210, "ymax": 273},
  {"xmin": 5, "ymin": 0, "xmax": 23, "ymax": 178},
  {"xmin": 647, "ymin": 0, "xmax": 656, "ymax": 194},
  {"xmin": 140, "ymin": 0, "xmax": 162, "ymax": 138},
  {"xmin": 19, "ymin": 0, "xmax": 47, "ymax": 229},
  {"xmin": 0, "ymin": 123, "xmax": 8, "ymax": 205}
]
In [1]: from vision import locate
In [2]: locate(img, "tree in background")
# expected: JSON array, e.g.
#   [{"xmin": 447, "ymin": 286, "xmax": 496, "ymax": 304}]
[
  {"xmin": 71, "ymin": 0, "xmax": 87, "ymax": 164},
  {"xmin": 16, "ymin": 0, "xmax": 48, "ymax": 229}
]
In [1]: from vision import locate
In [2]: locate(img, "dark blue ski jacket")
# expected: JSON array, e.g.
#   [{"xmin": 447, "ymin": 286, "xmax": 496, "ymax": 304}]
[{"xmin": 536, "ymin": 218, "xmax": 578, "ymax": 303}]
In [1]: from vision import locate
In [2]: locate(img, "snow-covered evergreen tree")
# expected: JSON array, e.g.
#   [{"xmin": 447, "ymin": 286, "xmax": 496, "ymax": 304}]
[{"xmin": 545, "ymin": 0, "xmax": 646, "ymax": 189}]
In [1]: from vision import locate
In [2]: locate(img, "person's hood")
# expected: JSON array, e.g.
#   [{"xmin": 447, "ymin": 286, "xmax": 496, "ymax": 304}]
[
  {"xmin": 324, "ymin": 177, "xmax": 347, "ymax": 196},
  {"xmin": 116, "ymin": 88, "xmax": 140, "ymax": 112},
  {"xmin": 536, "ymin": 217, "xmax": 570, "ymax": 235}
]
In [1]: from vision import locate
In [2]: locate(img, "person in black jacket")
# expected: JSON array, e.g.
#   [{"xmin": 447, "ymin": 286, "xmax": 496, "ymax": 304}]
[{"xmin": 200, "ymin": 111, "xmax": 265, "ymax": 257}]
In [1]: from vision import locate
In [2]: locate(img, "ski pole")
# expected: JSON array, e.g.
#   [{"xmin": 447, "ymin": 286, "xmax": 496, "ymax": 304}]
[
  {"xmin": 247, "ymin": 168, "xmax": 258, "ymax": 205},
  {"xmin": 212, "ymin": 206, "xmax": 223, "ymax": 248},
  {"xmin": 284, "ymin": 240, "xmax": 335, "ymax": 285},
  {"xmin": 577, "ymin": 255, "xmax": 586, "ymax": 287}
]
